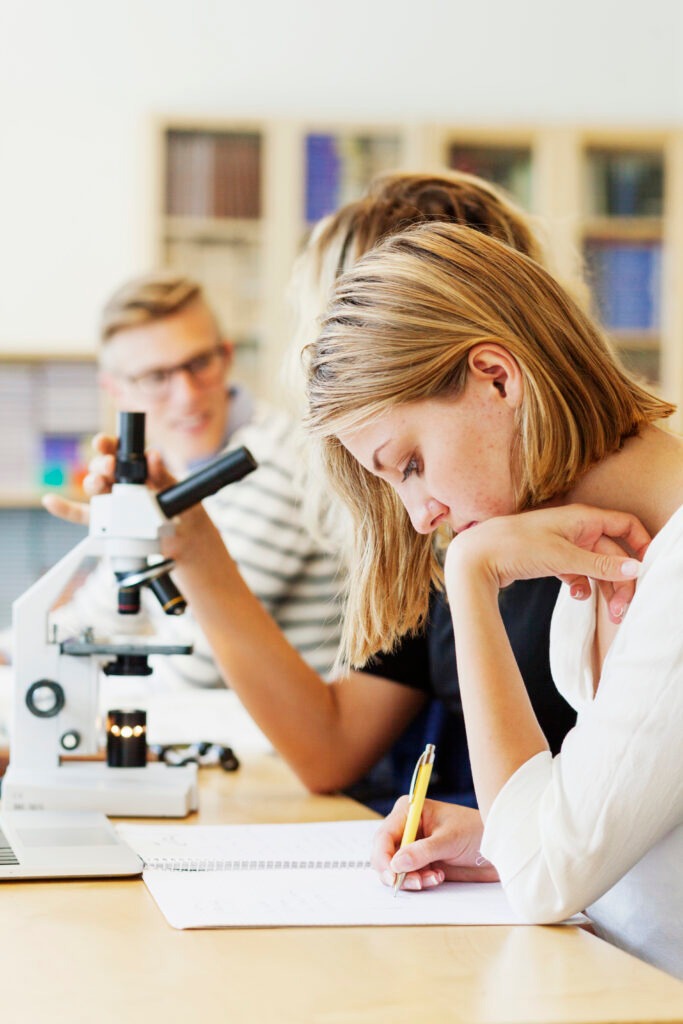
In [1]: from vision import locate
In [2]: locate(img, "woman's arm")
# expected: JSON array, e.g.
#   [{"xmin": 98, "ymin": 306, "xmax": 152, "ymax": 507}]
[
  {"xmin": 444, "ymin": 504, "xmax": 649, "ymax": 815},
  {"xmin": 372, "ymin": 504, "xmax": 667, "ymax": 906}
]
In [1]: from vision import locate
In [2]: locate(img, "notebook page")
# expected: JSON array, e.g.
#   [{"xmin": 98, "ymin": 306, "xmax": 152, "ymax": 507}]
[
  {"xmin": 143, "ymin": 867, "xmax": 523, "ymax": 929},
  {"xmin": 117, "ymin": 820, "xmax": 524, "ymax": 929}
]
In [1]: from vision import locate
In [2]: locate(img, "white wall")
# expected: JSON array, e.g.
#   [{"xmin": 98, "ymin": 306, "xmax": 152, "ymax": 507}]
[{"xmin": 1, "ymin": 0, "xmax": 681, "ymax": 352}]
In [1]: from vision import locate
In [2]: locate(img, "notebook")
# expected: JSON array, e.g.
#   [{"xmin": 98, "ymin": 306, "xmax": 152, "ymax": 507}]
[
  {"xmin": 117, "ymin": 819, "xmax": 526, "ymax": 929},
  {"xmin": 0, "ymin": 810, "xmax": 143, "ymax": 880}
]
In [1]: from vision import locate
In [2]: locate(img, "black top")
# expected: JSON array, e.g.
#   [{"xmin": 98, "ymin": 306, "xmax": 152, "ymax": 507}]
[{"xmin": 355, "ymin": 578, "xmax": 576, "ymax": 809}]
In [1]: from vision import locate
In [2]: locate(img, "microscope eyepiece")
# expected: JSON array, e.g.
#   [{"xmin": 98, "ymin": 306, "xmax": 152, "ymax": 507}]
[
  {"xmin": 157, "ymin": 446, "xmax": 257, "ymax": 518},
  {"xmin": 115, "ymin": 411, "xmax": 148, "ymax": 484}
]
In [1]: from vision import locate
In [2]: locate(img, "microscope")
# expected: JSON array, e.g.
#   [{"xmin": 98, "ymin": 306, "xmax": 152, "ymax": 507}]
[{"xmin": 2, "ymin": 412, "xmax": 256, "ymax": 817}]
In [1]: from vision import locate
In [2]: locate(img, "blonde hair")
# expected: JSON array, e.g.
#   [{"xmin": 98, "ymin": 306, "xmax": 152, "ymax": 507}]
[
  {"xmin": 285, "ymin": 170, "xmax": 550, "ymax": 554},
  {"xmin": 100, "ymin": 270, "xmax": 216, "ymax": 349},
  {"xmin": 287, "ymin": 170, "xmax": 545, "ymax": 409},
  {"xmin": 305, "ymin": 223, "xmax": 675, "ymax": 667}
]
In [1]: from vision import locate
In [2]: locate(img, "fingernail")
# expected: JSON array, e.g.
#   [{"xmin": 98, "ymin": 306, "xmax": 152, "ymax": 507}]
[
  {"xmin": 570, "ymin": 585, "xmax": 585, "ymax": 599},
  {"xmin": 403, "ymin": 877, "xmax": 421, "ymax": 890},
  {"xmin": 612, "ymin": 603, "xmax": 626, "ymax": 619},
  {"xmin": 423, "ymin": 872, "xmax": 440, "ymax": 887},
  {"xmin": 620, "ymin": 559, "xmax": 641, "ymax": 578},
  {"xmin": 381, "ymin": 870, "xmax": 395, "ymax": 887}
]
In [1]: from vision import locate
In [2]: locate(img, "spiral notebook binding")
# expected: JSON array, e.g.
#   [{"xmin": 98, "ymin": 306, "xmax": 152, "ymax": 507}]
[{"xmin": 144, "ymin": 857, "xmax": 372, "ymax": 872}]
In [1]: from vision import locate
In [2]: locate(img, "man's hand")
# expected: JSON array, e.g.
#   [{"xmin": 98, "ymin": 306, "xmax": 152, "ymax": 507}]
[{"xmin": 42, "ymin": 433, "xmax": 177, "ymax": 527}]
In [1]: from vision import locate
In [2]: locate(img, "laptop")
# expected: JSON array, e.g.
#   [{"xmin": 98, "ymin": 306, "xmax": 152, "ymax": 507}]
[{"xmin": 0, "ymin": 809, "xmax": 142, "ymax": 880}]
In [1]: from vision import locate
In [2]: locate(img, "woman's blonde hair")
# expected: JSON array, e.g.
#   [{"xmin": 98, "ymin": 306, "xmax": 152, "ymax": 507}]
[
  {"xmin": 305, "ymin": 222, "xmax": 675, "ymax": 667},
  {"xmin": 285, "ymin": 170, "xmax": 550, "ymax": 554},
  {"xmin": 286, "ymin": 170, "xmax": 545, "ymax": 410}
]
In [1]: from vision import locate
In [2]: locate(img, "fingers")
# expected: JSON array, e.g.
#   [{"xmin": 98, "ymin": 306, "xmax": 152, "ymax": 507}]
[
  {"xmin": 589, "ymin": 534, "xmax": 638, "ymax": 622},
  {"xmin": 42, "ymin": 494, "xmax": 90, "ymax": 526},
  {"xmin": 559, "ymin": 537, "xmax": 642, "ymax": 586},
  {"xmin": 390, "ymin": 834, "xmax": 454, "ymax": 880},
  {"xmin": 371, "ymin": 796, "xmax": 409, "ymax": 877},
  {"xmin": 371, "ymin": 798, "xmax": 446, "ymax": 890},
  {"xmin": 91, "ymin": 433, "xmax": 118, "ymax": 456},
  {"xmin": 146, "ymin": 449, "xmax": 177, "ymax": 490},
  {"xmin": 558, "ymin": 573, "xmax": 592, "ymax": 601},
  {"xmin": 571, "ymin": 504, "xmax": 651, "ymax": 560}
]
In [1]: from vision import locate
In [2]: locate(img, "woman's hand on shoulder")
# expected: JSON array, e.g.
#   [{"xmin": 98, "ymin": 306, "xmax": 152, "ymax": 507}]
[
  {"xmin": 371, "ymin": 797, "xmax": 498, "ymax": 891},
  {"xmin": 445, "ymin": 503, "xmax": 651, "ymax": 624}
]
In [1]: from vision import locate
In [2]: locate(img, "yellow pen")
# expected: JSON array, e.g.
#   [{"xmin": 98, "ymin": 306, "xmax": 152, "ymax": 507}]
[{"xmin": 393, "ymin": 742, "xmax": 436, "ymax": 896}]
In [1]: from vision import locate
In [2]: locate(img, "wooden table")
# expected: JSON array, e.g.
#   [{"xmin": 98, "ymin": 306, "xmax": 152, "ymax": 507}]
[{"xmin": 0, "ymin": 752, "xmax": 682, "ymax": 1024}]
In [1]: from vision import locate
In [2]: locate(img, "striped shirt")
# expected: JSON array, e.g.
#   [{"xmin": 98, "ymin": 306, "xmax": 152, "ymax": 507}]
[{"xmin": 52, "ymin": 399, "xmax": 343, "ymax": 687}]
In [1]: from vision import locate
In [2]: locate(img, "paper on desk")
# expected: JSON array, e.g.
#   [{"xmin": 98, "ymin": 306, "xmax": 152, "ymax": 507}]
[{"xmin": 117, "ymin": 819, "xmax": 525, "ymax": 930}]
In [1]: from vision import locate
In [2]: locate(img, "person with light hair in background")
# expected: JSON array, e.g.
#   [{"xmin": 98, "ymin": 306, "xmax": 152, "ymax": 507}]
[
  {"xmin": 51, "ymin": 270, "xmax": 343, "ymax": 685},
  {"xmin": 47, "ymin": 171, "xmax": 575, "ymax": 811},
  {"xmin": 303, "ymin": 221, "xmax": 682, "ymax": 977}
]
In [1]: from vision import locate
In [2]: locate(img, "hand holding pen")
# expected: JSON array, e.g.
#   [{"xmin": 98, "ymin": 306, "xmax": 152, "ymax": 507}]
[
  {"xmin": 393, "ymin": 743, "xmax": 436, "ymax": 895},
  {"xmin": 371, "ymin": 749, "xmax": 499, "ymax": 890}
]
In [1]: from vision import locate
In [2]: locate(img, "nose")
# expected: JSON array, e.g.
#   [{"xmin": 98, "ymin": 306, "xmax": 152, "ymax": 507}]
[{"xmin": 408, "ymin": 496, "xmax": 449, "ymax": 535}]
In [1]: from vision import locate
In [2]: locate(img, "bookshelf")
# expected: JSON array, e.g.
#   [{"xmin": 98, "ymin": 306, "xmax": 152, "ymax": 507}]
[
  {"xmin": 3, "ymin": 121, "xmax": 683, "ymax": 625},
  {"xmin": 424, "ymin": 126, "xmax": 539, "ymax": 212},
  {"xmin": 0, "ymin": 354, "xmax": 99, "ymax": 628},
  {"xmin": 424, "ymin": 126, "xmax": 683, "ymax": 427},
  {"xmin": 158, "ymin": 122, "xmax": 267, "ymax": 395},
  {"xmin": 580, "ymin": 136, "xmax": 666, "ymax": 386},
  {"xmin": 156, "ymin": 118, "xmax": 421, "ymax": 396}
]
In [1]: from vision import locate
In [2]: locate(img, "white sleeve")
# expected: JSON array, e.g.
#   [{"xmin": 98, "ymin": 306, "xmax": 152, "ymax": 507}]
[{"xmin": 480, "ymin": 538, "xmax": 683, "ymax": 922}]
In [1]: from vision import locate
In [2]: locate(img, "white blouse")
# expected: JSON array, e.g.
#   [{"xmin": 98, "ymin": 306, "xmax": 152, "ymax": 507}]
[{"xmin": 480, "ymin": 504, "xmax": 683, "ymax": 979}]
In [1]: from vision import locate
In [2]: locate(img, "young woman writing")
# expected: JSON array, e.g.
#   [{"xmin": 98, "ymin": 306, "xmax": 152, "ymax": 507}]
[{"xmin": 302, "ymin": 222, "xmax": 682, "ymax": 977}]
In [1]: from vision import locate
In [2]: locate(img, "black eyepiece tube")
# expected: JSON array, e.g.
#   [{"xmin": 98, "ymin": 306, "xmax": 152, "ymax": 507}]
[
  {"xmin": 157, "ymin": 446, "xmax": 258, "ymax": 519},
  {"xmin": 115, "ymin": 412, "xmax": 148, "ymax": 484}
]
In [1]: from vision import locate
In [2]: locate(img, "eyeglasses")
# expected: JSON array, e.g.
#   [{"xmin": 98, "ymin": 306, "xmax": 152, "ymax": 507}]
[{"xmin": 123, "ymin": 346, "xmax": 228, "ymax": 399}]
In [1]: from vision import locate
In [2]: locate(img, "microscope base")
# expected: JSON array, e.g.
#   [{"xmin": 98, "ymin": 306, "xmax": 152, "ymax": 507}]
[{"xmin": 1, "ymin": 762, "xmax": 199, "ymax": 818}]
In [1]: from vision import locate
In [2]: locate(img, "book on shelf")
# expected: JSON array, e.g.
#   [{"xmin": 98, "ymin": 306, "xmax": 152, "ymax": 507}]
[
  {"xmin": 585, "ymin": 150, "xmax": 664, "ymax": 218},
  {"xmin": 447, "ymin": 144, "xmax": 532, "ymax": 209},
  {"xmin": 166, "ymin": 130, "xmax": 261, "ymax": 220},
  {"xmin": 0, "ymin": 360, "xmax": 99, "ymax": 495},
  {"xmin": 584, "ymin": 239, "xmax": 662, "ymax": 332},
  {"xmin": 304, "ymin": 132, "xmax": 401, "ymax": 224}
]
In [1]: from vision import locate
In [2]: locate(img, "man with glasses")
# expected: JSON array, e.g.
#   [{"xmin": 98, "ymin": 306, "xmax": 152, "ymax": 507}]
[{"xmin": 54, "ymin": 271, "xmax": 342, "ymax": 687}]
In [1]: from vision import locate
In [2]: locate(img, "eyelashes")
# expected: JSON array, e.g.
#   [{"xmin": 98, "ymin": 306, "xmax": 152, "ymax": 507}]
[{"xmin": 401, "ymin": 456, "xmax": 420, "ymax": 482}]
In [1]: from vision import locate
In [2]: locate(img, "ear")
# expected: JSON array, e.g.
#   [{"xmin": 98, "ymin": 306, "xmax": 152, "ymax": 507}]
[{"xmin": 467, "ymin": 343, "xmax": 523, "ymax": 407}]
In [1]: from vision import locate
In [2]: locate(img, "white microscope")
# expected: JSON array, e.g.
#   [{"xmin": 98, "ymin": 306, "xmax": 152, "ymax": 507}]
[{"xmin": 2, "ymin": 412, "xmax": 256, "ymax": 817}]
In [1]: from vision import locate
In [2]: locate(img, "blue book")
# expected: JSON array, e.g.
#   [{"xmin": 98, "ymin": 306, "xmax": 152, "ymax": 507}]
[
  {"xmin": 587, "ymin": 241, "xmax": 661, "ymax": 331},
  {"xmin": 305, "ymin": 134, "xmax": 341, "ymax": 223}
]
